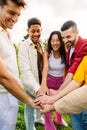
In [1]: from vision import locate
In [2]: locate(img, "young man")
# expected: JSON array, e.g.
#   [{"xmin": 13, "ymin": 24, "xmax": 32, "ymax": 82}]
[
  {"xmin": 18, "ymin": 17, "xmax": 44, "ymax": 130},
  {"xmin": 35, "ymin": 20, "xmax": 87, "ymax": 130},
  {"xmin": 0, "ymin": 1, "xmax": 40, "ymax": 130},
  {"xmin": 60, "ymin": 20, "xmax": 87, "ymax": 130}
]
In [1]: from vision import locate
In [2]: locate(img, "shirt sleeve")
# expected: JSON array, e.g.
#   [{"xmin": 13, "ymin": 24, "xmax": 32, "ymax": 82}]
[{"xmin": 18, "ymin": 43, "xmax": 40, "ymax": 96}]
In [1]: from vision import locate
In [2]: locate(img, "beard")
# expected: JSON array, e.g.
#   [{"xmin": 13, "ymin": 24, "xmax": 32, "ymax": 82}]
[{"xmin": 66, "ymin": 37, "xmax": 76, "ymax": 49}]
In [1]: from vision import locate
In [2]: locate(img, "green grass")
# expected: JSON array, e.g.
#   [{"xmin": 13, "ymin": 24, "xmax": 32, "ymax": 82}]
[{"xmin": 16, "ymin": 102, "xmax": 72, "ymax": 130}]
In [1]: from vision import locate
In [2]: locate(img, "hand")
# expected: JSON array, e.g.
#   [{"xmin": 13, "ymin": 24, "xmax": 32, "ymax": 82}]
[
  {"xmin": 49, "ymin": 89, "xmax": 58, "ymax": 96},
  {"xmin": 37, "ymin": 85, "xmax": 50, "ymax": 97},
  {"xmin": 34, "ymin": 94, "xmax": 54, "ymax": 105},
  {"xmin": 29, "ymin": 98, "xmax": 41, "ymax": 109},
  {"xmin": 40, "ymin": 104, "xmax": 55, "ymax": 114}
]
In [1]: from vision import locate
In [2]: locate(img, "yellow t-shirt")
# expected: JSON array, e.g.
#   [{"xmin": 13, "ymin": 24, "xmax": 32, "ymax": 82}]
[{"xmin": 73, "ymin": 56, "xmax": 87, "ymax": 85}]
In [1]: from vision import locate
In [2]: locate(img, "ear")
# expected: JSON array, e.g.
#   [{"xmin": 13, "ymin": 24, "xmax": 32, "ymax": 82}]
[
  {"xmin": 41, "ymin": 28, "xmax": 42, "ymax": 32},
  {"xmin": 76, "ymin": 29, "xmax": 79, "ymax": 35}
]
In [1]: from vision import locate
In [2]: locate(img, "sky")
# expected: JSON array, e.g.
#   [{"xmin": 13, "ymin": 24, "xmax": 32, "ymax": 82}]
[{"xmin": 11, "ymin": 0, "xmax": 87, "ymax": 43}]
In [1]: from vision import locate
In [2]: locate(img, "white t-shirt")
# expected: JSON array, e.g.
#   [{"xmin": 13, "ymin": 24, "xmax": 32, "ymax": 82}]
[
  {"xmin": 48, "ymin": 51, "xmax": 65, "ymax": 77},
  {"xmin": 0, "ymin": 27, "xmax": 19, "ymax": 92}
]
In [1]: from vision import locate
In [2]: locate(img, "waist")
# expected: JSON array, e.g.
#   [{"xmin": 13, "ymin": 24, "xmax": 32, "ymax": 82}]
[{"xmin": 48, "ymin": 73, "xmax": 64, "ymax": 79}]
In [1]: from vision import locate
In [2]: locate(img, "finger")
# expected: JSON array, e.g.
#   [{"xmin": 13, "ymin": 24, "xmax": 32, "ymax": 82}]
[
  {"xmin": 40, "ymin": 108, "xmax": 45, "ymax": 114},
  {"xmin": 34, "ymin": 105, "xmax": 41, "ymax": 109},
  {"xmin": 34, "ymin": 97, "xmax": 40, "ymax": 102},
  {"xmin": 47, "ymin": 89, "xmax": 50, "ymax": 95},
  {"xmin": 40, "ymin": 103, "xmax": 44, "ymax": 108},
  {"xmin": 34, "ymin": 100, "xmax": 41, "ymax": 105},
  {"xmin": 38, "ymin": 93, "xmax": 44, "ymax": 97}
]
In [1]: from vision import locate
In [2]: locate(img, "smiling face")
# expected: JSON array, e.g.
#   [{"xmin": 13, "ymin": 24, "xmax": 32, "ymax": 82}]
[
  {"xmin": 27, "ymin": 24, "xmax": 42, "ymax": 44},
  {"xmin": 0, "ymin": 0, "xmax": 23, "ymax": 30},
  {"xmin": 51, "ymin": 34, "xmax": 61, "ymax": 52},
  {"xmin": 61, "ymin": 27, "xmax": 78, "ymax": 49}
]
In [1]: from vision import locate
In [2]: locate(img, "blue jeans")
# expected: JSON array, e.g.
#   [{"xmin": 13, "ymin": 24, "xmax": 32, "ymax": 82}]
[
  {"xmin": 82, "ymin": 110, "xmax": 87, "ymax": 130},
  {"xmin": 70, "ymin": 110, "xmax": 87, "ymax": 130},
  {"xmin": 24, "ymin": 90, "xmax": 36, "ymax": 130}
]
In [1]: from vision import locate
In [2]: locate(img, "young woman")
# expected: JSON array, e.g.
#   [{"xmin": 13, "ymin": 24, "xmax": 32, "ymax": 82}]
[{"xmin": 38, "ymin": 31, "xmax": 68, "ymax": 130}]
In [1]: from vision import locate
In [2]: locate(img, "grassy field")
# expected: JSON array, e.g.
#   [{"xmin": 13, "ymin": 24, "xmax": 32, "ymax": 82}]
[{"xmin": 16, "ymin": 102, "xmax": 72, "ymax": 130}]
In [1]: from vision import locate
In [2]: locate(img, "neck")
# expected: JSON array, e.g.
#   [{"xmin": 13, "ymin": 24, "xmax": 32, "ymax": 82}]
[
  {"xmin": 73, "ymin": 35, "xmax": 79, "ymax": 47},
  {"xmin": 53, "ymin": 50, "xmax": 60, "ymax": 59}
]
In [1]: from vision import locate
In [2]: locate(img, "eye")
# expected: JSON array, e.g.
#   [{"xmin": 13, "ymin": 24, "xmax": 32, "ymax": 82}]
[
  {"xmin": 8, "ymin": 10, "xmax": 15, "ymax": 15},
  {"xmin": 8, "ymin": 10, "xmax": 20, "ymax": 17}
]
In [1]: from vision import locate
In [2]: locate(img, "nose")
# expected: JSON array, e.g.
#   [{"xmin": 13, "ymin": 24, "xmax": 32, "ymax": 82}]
[
  {"xmin": 54, "ymin": 41, "xmax": 57, "ymax": 45},
  {"xmin": 34, "ymin": 31, "xmax": 39, "ymax": 36}
]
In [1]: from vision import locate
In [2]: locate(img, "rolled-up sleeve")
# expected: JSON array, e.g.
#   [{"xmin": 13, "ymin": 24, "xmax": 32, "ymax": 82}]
[{"xmin": 53, "ymin": 85, "xmax": 87, "ymax": 114}]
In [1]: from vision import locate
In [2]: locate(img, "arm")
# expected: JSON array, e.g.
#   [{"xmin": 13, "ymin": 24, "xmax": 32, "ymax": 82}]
[
  {"xmin": 58, "ymin": 72, "xmax": 73, "ymax": 92},
  {"xmin": 35, "ymin": 79, "xmax": 81, "ymax": 104},
  {"xmin": 54, "ymin": 85, "xmax": 87, "ymax": 114},
  {"xmin": 56, "ymin": 56, "xmax": 87, "ymax": 101},
  {"xmin": 37, "ymin": 51, "xmax": 49, "ymax": 95},
  {"xmin": 0, "ymin": 57, "xmax": 39, "ymax": 108}
]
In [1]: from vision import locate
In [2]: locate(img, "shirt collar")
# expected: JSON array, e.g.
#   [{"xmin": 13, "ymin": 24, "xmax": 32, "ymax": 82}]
[
  {"xmin": 27, "ymin": 38, "xmax": 34, "ymax": 45},
  {"xmin": 28, "ymin": 37, "xmax": 42, "ymax": 46}
]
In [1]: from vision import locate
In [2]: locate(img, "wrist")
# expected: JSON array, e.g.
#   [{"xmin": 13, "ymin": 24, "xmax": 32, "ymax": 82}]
[{"xmin": 51, "ymin": 104, "xmax": 55, "ymax": 111}]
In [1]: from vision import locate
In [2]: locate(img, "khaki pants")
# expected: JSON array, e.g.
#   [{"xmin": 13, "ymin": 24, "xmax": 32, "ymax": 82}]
[{"xmin": 54, "ymin": 85, "xmax": 87, "ymax": 114}]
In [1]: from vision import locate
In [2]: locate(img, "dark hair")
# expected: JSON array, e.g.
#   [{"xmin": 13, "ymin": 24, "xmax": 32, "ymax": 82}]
[
  {"xmin": 0, "ymin": 0, "xmax": 26, "ymax": 8},
  {"xmin": 27, "ymin": 17, "xmax": 41, "ymax": 28},
  {"xmin": 61, "ymin": 20, "xmax": 77, "ymax": 32},
  {"xmin": 47, "ymin": 31, "xmax": 66, "ymax": 64}
]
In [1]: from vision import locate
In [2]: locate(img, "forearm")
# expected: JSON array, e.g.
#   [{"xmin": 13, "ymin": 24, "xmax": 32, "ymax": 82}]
[
  {"xmin": 0, "ymin": 75, "xmax": 34, "ymax": 105},
  {"xmin": 41, "ymin": 67, "xmax": 48, "ymax": 86},
  {"xmin": 0, "ymin": 57, "xmax": 35, "ymax": 107},
  {"xmin": 58, "ymin": 72, "xmax": 73, "ymax": 92},
  {"xmin": 41, "ymin": 51, "xmax": 48, "ymax": 85},
  {"xmin": 51, "ymin": 79, "xmax": 81, "ymax": 103}
]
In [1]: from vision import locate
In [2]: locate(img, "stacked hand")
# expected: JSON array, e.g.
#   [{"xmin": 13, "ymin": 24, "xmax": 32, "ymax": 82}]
[
  {"xmin": 34, "ymin": 94, "xmax": 55, "ymax": 114},
  {"xmin": 39, "ymin": 104, "xmax": 55, "ymax": 114}
]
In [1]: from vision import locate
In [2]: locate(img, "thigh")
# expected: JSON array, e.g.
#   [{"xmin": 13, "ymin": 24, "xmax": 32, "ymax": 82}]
[
  {"xmin": 0, "ymin": 93, "xmax": 19, "ymax": 130},
  {"xmin": 82, "ymin": 110, "xmax": 87, "ymax": 130}
]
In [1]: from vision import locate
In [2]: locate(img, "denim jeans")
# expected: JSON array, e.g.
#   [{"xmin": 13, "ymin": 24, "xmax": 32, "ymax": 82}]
[
  {"xmin": 82, "ymin": 110, "xmax": 87, "ymax": 130},
  {"xmin": 24, "ymin": 90, "xmax": 36, "ymax": 130},
  {"xmin": 70, "ymin": 110, "xmax": 87, "ymax": 130}
]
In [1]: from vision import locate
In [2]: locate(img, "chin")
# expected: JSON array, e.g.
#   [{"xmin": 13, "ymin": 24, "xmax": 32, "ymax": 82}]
[{"xmin": 34, "ymin": 40, "xmax": 38, "ymax": 43}]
